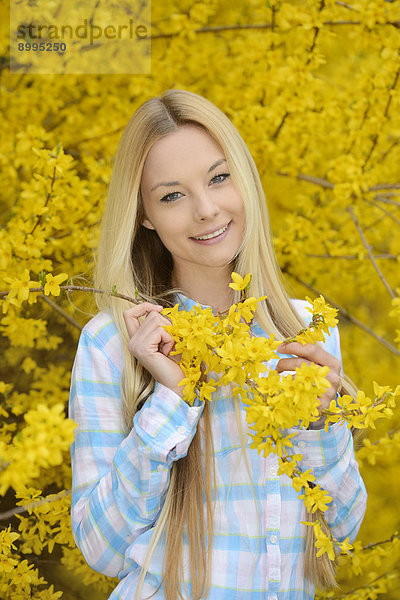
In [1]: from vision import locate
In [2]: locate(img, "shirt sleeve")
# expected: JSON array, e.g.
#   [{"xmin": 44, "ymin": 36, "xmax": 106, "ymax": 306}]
[
  {"xmin": 286, "ymin": 422, "xmax": 367, "ymax": 544},
  {"xmin": 284, "ymin": 312, "xmax": 367, "ymax": 544},
  {"xmin": 69, "ymin": 328, "xmax": 204, "ymax": 577}
]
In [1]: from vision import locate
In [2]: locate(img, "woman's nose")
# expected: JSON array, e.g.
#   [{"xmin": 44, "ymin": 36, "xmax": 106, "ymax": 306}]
[{"xmin": 193, "ymin": 192, "xmax": 221, "ymax": 221}]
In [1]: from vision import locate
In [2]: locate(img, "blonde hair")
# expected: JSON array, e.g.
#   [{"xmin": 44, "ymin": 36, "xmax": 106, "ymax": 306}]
[{"xmin": 94, "ymin": 89, "xmax": 358, "ymax": 597}]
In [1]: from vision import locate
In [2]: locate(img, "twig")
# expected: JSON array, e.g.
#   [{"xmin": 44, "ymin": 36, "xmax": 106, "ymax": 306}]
[
  {"xmin": 277, "ymin": 172, "xmax": 400, "ymax": 199},
  {"xmin": 306, "ymin": 0, "xmax": 326, "ymax": 58},
  {"xmin": 374, "ymin": 196, "xmax": 400, "ymax": 208},
  {"xmin": 0, "ymin": 489, "xmax": 71, "ymax": 520},
  {"xmin": 72, "ymin": 126, "xmax": 125, "ymax": 147},
  {"xmin": 378, "ymin": 137, "xmax": 400, "ymax": 164},
  {"xmin": 0, "ymin": 285, "xmax": 138, "ymax": 304},
  {"xmin": 272, "ymin": 112, "xmax": 289, "ymax": 139},
  {"xmin": 363, "ymin": 197, "xmax": 400, "ymax": 228},
  {"xmin": 363, "ymin": 65, "xmax": 400, "ymax": 170},
  {"xmin": 347, "ymin": 206, "xmax": 396, "ymax": 299},
  {"xmin": 335, "ymin": 0, "xmax": 359, "ymax": 10},
  {"xmin": 305, "ymin": 253, "xmax": 398, "ymax": 260},
  {"xmin": 283, "ymin": 269, "xmax": 400, "ymax": 356},
  {"xmin": 323, "ymin": 571, "xmax": 397, "ymax": 599},
  {"xmin": 370, "ymin": 183, "xmax": 400, "ymax": 191},
  {"xmin": 362, "ymin": 427, "xmax": 400, "ymax": 448},
  {"xmin": 39, "ymin": 294, "xmax": 82, "ymax": 330},
  {"xmin": 145, "ymin": 18, "xmax": 400, "ymax": 42},
  {"xmin": 277, "ymin": 170, "xmax": 334, "ymax": 189},
  {"xmin": 30, "ymin": 165, "xmax": 57, "ymax": 235}
]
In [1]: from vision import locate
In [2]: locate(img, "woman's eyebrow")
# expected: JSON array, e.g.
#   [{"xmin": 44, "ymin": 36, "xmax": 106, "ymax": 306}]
[{"xmin": 150, "ymin": 158, "xmax": 227, "ymax": 192}]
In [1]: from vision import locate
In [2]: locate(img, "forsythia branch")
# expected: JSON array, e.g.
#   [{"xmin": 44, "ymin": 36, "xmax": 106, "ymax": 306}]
[
  {"xmin": 347, "ymin": 205, "xmax": 396, "ymax": 299},
  {"xmin": 0, "ymin": 489, "xmax": 72, "ymax": 521},
  {"xmin": 39, "ymin": 295, "xmax": 82, "ymax": 331},
  {"xmin": 282, "ymin": 268, "xmax": 400, "ymax": 356}
]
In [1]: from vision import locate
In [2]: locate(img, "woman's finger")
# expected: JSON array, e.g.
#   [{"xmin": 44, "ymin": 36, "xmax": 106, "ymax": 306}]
[
  {"xmin": 276, "ymin": 342, "xmax": 341, "ymax": 373},
  {"xmin": 276, "ymin": 357, "xmax": 313, "ymax": 373},
  {"xmin": 123, "ymin": 303, "xmax": 163, "ymax": 336}
]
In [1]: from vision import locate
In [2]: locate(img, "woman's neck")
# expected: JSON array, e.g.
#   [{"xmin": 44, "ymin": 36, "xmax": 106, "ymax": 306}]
[{"xmin": 172, "ymin": 265, "xmax": 235, "ymax": 314}]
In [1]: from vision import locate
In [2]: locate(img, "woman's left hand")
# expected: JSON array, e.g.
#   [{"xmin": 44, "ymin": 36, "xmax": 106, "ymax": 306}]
[{"xmin": 275, "ymin": 342, "xmax": 341, "ymax": 428}]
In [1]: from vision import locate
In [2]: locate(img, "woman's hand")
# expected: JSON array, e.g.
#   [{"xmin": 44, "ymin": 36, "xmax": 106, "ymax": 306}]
[
  {"xmin": 123, "ymin": 303, "xmax": 185, "ymax": 398},
  {"xmin": 276, "ymin": 341, "xmax": 341, "ymax": 429}
]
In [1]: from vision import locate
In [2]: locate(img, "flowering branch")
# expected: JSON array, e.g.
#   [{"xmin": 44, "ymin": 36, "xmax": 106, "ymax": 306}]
[
  {"xmin": 0, "ymin": 489, "xmax": 71, "ymax": 521},
  {"xmin": 347, "ymin": 206, "xmax": 396, "ymax": 299},
  {"xmin": 283, "ymin": 268, "xmax": 400, "ymax": 356},
  {"xmin": 0, "ymin": 284, "xmax": 138, "ymax": 304},
  {"xmin": 39, "ymin": 295, "xmax": 82, "ymax": 331},
  {"xmin": 305, "ymin": 253, "xmax": 398, "ymax": 260},
  {"xmin": 362, "ymin": 197, "xmax": 400, "ymax": 229}
]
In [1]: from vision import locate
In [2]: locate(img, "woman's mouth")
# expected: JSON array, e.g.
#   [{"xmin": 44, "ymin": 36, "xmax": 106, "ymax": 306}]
[{"xmin": 191, "ymin": 222, "xmax": 231, "ymax": 242}]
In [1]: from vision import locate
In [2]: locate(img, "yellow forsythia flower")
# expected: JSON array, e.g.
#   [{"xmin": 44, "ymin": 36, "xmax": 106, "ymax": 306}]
[
  {"xmin": 44, "ymin": 273, "xmax": 68, "ymax": 297},
  {"xmin": 228, "ymin": 271, "xmax": 252, "ymax": 291}
]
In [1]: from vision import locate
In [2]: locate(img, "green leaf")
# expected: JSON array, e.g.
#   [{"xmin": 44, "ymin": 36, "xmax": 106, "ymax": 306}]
[{"xmin": 39, "ymin": 271, "xmax": 46, "ymax": 287}]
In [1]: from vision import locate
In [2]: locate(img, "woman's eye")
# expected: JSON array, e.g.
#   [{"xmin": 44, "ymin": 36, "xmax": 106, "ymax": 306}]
[
  {"xmin": 212, "ymin": 173, "xmax": 230, "ymax": 184},
  {"xmin": 159, "ymin": 173, "xmax": 230, "ymax": 203},
  {"xmin": 160, "ymin": 191, "xmax": 181, "ymax": 203}
]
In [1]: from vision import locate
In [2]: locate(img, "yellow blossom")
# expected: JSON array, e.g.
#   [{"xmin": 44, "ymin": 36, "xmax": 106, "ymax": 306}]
[
  {"xmin": 43, "ymin": 273, "xmax": 68, "ymax": 297},
  {"xmin": 228, "ymin": 272, "xmax": 252, "ymax": 291}
]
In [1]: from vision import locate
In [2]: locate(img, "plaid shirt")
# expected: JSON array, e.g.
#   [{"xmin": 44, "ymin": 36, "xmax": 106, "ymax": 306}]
[{"xmin": 69, "ymin": 296, "xmax": 367, "ymax": 600}]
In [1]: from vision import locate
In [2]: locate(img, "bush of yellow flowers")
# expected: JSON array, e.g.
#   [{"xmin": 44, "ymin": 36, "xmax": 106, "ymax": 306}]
[{"xmin": 0, "ymin": 0, "xmax": 400, "ymax": 598}]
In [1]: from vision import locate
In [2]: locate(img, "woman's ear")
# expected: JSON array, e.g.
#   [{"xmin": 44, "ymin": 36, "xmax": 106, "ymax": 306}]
[{"xmin": 141, "ymin": 218, "xmax": 155, "ymax": 230}]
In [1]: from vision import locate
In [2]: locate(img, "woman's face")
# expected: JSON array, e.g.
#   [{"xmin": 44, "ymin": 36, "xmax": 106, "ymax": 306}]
[{"xmin": 140, "ymin": 125, "xmax": 246, "ymax": 283}]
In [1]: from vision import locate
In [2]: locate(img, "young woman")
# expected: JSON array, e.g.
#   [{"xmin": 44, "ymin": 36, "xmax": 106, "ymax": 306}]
[{"xmin": 69, "ymin": 89, "xmax": 367, "ymax": 600}]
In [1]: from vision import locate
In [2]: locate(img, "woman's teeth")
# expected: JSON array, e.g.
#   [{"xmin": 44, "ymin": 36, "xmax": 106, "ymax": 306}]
[{"xmin": 193, "ymin": 224, "xmax": 228, "ymax": 240}]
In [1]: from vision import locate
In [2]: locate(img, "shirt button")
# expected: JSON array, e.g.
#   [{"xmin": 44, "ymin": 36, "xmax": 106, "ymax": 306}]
[
  {"xmin": 177, "ymin": 426, "xmax": 186, "ymax": 435},
  {"xmin": 298, "ymin": 441, "xmax": 306, "ymax": 449},
  {"xmin": 270, "ymin": 535, "xmax": 278, "ymax": 544}
]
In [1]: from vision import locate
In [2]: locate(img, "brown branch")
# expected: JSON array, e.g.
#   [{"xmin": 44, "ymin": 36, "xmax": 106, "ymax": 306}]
[
  {"xmin": 30, "ymin": 164, "xmax": 57, "ymax": 235},
  {"xmin": 149, "ymin": 23, "xmax": 273, "ymax": 39},
  {"xmin": 278, "ymin": 171, "xmax": 400, "ymax": 197},
  {"xmin": 283, "ymin": 269, "xmax": 400, "ymax": 356},
  {"xmin": 378, "ymin": 137, "xmax": 400, "ymax": 164},
  {"xmin": 277, "ymin": 170, "xmax": 334, "ymax": 189},
  {"xmin": 323, "ymin": 20, "xmax": 400, "ymax": 27},
  {"xmin": 323, "ymin": 571, "xmax": 397, "ymax": 599},
  {"xmin": 363, "ymin": 65, "xmax": 400, "ymax": 170},
  {"xmin": 306, "ymin": 0, "xmax": 325, "ymax": 59},
  {"xmin": 347, "ymin": 206, "xmax": 396, "ymax": 299},
  {"xmin": 145, "ymin": 18, "xmax": 400, "ymax": 42},
  {"xmin": 358, "ymin": 427, "xmax": 400, "ymax": 449},
  {"xmin": 0, "ymin": 285, "xmax": 138, "ymax": 304},
  {"xmin": 370, "ymin": 183, "xmax": 400, "ymax": 191},
  {"xmin": 39, "ymin": 294, "xmax": 82, "ymax": 330},
  {"xmin": 272, "ymin": 112, "xmax": 290, "ymax": 139},
  {"xmin": 363, "ymin": 197, "xmax": 400, "ymax": 228},
  {"xmin": 335, "ymin": 0, "xmax": 358, "ymax": 10},
  {"xmin": 306, "ymin": 253, "xmax": 398, "ymax": 260},
  {"xmin": 72, "ymin": 125, "xmax": 125, "ymax": 147},
  {"xmin": 0, "ymin": 489, "xmax": 71, "ymax": 521},
  {"xmin": 374, "ymin": 196, "xmax": 400, "ymax": 208}
]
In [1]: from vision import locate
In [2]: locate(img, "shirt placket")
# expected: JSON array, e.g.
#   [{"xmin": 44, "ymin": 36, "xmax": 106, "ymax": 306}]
[{"xmin": 263, "ymin": 452, "xmax": 281, "ymax": 599}]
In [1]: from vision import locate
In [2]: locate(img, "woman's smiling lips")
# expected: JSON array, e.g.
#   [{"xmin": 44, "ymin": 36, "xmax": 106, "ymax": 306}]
[{"xmin": 190, "ymin": 221, "xmax": 232, "ymax": 245}]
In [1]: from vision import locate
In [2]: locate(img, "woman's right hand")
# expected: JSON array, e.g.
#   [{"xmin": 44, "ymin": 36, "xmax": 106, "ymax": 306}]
[{"xmin": 123, "ymin": 303, "xmax": 185, "ymax": 398}]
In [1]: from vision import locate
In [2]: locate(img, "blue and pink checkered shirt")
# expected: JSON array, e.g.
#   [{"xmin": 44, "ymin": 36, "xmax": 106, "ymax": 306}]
[{"xmin": 69, "ymin": 296, "xmax": 367, "ymax": 599}]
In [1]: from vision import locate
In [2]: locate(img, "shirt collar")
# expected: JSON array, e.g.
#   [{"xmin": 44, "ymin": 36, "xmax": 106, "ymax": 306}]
[
  {"xmin": 174, "ymin": 293, "xmax": 261, "ymax": 334},
  {"xmin": 174, "ymin": 292, "xmax": 213, "ymax": 313}
]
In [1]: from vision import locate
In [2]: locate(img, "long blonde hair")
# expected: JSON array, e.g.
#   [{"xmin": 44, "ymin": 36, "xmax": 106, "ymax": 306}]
[{"xmin": 94, "ymin": 88, "xmax": 358, "ymax": 597}]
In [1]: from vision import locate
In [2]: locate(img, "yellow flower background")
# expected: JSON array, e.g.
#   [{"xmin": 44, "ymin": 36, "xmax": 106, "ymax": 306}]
[{"xmin": 0, "ymin": 0, "xmax": 400, "ymax": 598}]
